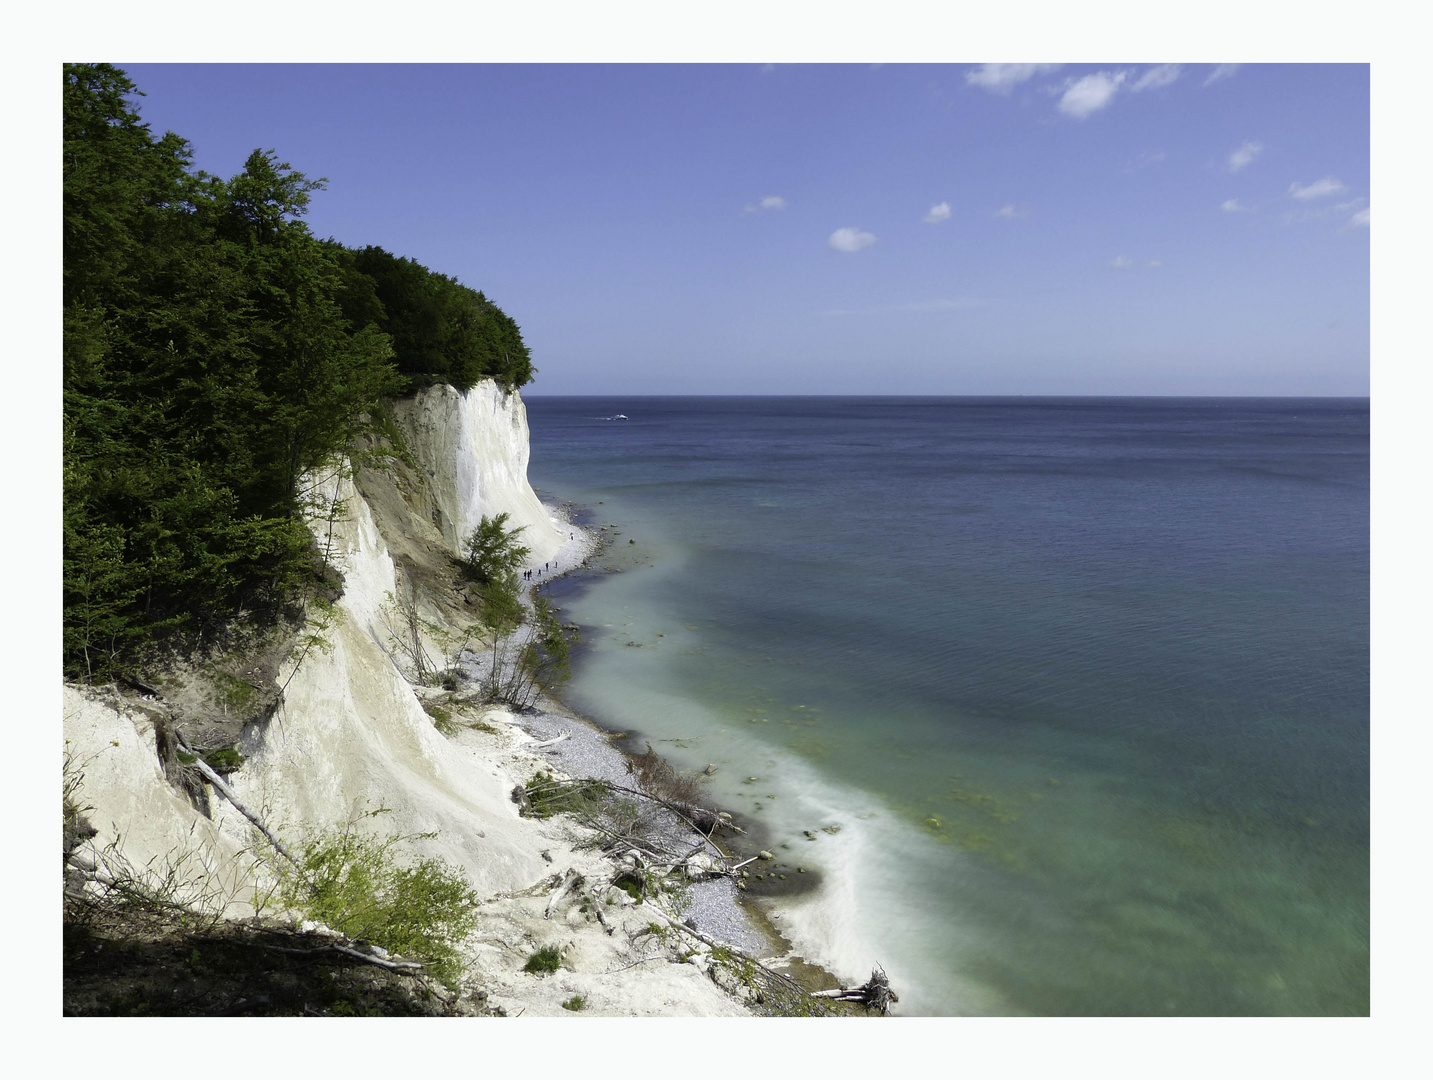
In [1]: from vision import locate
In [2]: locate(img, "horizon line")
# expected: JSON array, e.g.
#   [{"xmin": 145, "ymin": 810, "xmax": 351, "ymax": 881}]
[{"xmin": 519, "ymin": 391, "xmax": 1371, "ymax": 400}]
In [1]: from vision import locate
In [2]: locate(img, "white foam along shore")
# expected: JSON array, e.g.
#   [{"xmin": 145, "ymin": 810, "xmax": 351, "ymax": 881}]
[{"xmin": 61, "ymin": 380, "xmax": 834, "ymax": 1017}]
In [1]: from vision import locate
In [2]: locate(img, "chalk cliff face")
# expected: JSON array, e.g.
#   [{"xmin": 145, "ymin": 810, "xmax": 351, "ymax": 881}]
[
  {"xmin": 62, "ymin": 387, "xmax": 762, "ymax": 1017},
  {"xmin": 390, "ymin": 382, "xmax": 565, "ymax": 565},
  {"xmin": 63, "ymin": 381, "xmax": 571, "ymax": 901},
  {"xmin": 225, "ymin": 465, "xmax": 551, "ymax": 896}
]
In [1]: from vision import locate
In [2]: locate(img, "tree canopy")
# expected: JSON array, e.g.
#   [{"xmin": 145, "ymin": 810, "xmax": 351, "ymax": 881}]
[{"xmin": 63, "ymin": 64, "xmax": 536, "ymax": 680}]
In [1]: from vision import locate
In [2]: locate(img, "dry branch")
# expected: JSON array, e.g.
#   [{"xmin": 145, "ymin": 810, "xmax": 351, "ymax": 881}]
[
  {"xmin": 244, "ymin": 940, "xmax": 427, "ymax": 973},
  {"xmin": 589, "ymin": 885, "xmax": 615, "ymax": 935},
  {"xmin": 179, "ymin": 736, "xmax": 296, "ymax": 866}
]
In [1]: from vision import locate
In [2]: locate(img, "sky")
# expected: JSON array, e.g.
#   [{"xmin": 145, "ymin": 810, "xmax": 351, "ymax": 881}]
[{"xmin": 116, "ymin": 62, "xmax": 1369, "ymax": 396}]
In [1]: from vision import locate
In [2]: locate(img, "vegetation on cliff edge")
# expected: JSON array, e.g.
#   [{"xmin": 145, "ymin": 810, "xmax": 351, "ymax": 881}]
[{"xmin": 63, "ymin": 63, "xmax": 535, "ymax": 680}]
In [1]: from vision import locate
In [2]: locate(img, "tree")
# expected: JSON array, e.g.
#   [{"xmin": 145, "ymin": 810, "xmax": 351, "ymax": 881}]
[
  {"xmin": 504, "ymin": 594, "xmax": 577, "ymax": 707},
  {"xmin": 61, "ymin": 64, "xmax": 533, "ymax": 681},
  {"xmin": 458, "ymin": 513, "xmax": 531, "ymax": 586},
  {"xmin": 347, "ymin": 246, "xmax": 535, "ymax": 391},
  {"xmin": 62, "ymin": 66, "xmax": 403, "ymax": 679}
]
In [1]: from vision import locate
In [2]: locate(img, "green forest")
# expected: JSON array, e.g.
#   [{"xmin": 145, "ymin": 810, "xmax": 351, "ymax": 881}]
[{"xmin": 63, "ymin": 63, "xmax": 536, "ymax": 681}]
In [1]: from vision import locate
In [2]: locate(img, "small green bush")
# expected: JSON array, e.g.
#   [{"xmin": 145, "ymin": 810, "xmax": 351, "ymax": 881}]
[
  {"xmin": 523, "ymin": 945, "xmax": 562, "ymax": 975},
  {"xmin": 561, "ymin": 995, "xmax": 586, "ymax": 1011},
  {"xmin": 203, "ymin": 748, "xmax": 247, "ymax": 773},
  {"xmin": 278, "ymin": 813, "xmax": 479, "ymax": 987},
  {"xmin": 522, "ymin": 772, "xmax": 606, "ymax": 820},
  {"xmin": 422, "ymin": 702, "xmax": 457, "ymax": 737}
]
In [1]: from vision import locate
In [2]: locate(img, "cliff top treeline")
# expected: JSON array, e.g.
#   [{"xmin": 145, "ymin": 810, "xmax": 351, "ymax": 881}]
[{"xmin": 64, "ymin": 63, "xmax": 534, "ymax": 680}]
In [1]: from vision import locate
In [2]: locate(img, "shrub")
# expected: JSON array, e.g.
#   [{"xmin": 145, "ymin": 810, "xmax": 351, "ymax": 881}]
[
  {"xmin": 625, "ymin": 743, "xmax": 708, "ymax": 811},
  {"xmin": 278, "ymin": 812, "xmax": 479, "ymax": 987},
  {"xmin": 421, "ymin": 701, "xmax": 457, "ymax": 737},
  {"xmin": 521, "ymin": 772, "xmax": 607, "ymax": 820},
  {"xmin": 523, "ymin": 945, "xmax": 562, "ymax": 975},
  {"xmin": 203, "ymin": 748, "xmax": 246, "ymax": 774},
  {"xmin": 561, "ymin": 995, "xmax": 586, "ymax": 1011}
]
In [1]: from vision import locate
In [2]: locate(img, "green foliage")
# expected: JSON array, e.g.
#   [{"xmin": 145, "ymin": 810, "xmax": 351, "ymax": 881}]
[
  {"xmin": 520, "ymin": 772, "xmax": 607, "ymax": 820},
  {"xmin": 459, "ymin": 513, "xmax": 531, "ymax": 587},
  {"xmin": 421, "ymin": 701, "xmax": 457, "ymax": 737},
  {"xmin": 202, "ymin": 748, "xmax": 246, "ymax": 774},
  {"xmin": 342, "ymin": 245, "xmax": 535, "ymax": 391},
  {"xmin": 62, "ymin": 64, "xmax": 402, "ymax": 679},
  {"xmin": 518, "ymin": 594, "xmax": 577, "ymax": 694},
  {"xmin": 62, "ymin": 65, "xmax": 535, "ymax": 681},
  {"xmin": 475, "ymin": 576, "xmax": 525, "ymax": 635},
  {"xmin": 522, "ymin": 945, "xmax": 562, "ymax": 975},
  {"xmin": 561, "ymin": 995, "xmax": 586, "ymax": 1011},
  {"xmin": 278, "ymin": 812, "xmax": 479, "ymax": 988}
]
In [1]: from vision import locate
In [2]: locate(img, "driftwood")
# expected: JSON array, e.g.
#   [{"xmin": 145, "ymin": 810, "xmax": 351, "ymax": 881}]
[
  {"xmin": 589, "ymin": 884, "xmax": 615, "ymax": 935},
  {"xmin": 530, "ymin": 776, "xmax": 731, "ymax": 861},
  {"xmin": 244, "ymin": 940, "xmax": 426, "ymax": 973},
  {"xmin": 650, "ymin": 909, "xmax": 804, "ymax": 995},
  {"xmin": 603, "ymin": 954, "xmax": 668, "ymax": 974},
  {"xmin": 529, "ymin": 732, "xmax": 571, "ymax": 750},
  {"xmin": 544, "ymin": 868, "xmax": 583, "ymax": 919},
  {"xmin": 810, "ymin": 965, "xmax": 898, "ymax": 1015}
]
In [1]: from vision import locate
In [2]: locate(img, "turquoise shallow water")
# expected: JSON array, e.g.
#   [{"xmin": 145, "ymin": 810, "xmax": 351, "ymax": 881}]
[{"xmin": 524, "ymin": 396, "xmax": 1369, "ymax": 1015}]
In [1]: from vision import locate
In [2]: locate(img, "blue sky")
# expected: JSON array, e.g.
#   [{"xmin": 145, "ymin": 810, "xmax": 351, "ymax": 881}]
[{"xmin": 119, "ymin": 62, "xmax": 1369, "ymax": 396}]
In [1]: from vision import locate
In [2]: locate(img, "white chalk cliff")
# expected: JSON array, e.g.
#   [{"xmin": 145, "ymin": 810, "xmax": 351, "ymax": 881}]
[
  {"xmin": 64, "ymin": 380, "xmax": 569, "ymax": 896},
  {"xmin": 63, "ymin": 381, "xmax": 752, "ymax": 1015},
  {"xmin": 63, "ymin": 382, "xmax": 770, "ymax": 1016},
  {"xmin": 390, "ymin": 382, "xmax": 565, "ymax": 565}
]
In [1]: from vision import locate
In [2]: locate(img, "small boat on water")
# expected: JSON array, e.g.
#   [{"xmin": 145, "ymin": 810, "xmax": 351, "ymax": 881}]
[{"xmin": 597, "ymin": 413, "xmax": 629, "ymax": 420}]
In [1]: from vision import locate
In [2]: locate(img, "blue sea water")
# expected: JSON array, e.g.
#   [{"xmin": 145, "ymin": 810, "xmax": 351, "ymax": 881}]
[{"xmin": 523, "ymin": 396, "xmax": 1369, "ymax": 1016}]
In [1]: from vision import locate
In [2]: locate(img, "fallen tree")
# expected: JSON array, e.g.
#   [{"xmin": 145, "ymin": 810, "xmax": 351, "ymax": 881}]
[{"xmin": 811, "ymin": 965, "xmax": 899, "ymax": 1015}]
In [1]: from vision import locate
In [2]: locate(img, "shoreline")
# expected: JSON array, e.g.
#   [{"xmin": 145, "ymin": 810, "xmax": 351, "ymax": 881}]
[
  {"xmin": 61, "ymin": 457, "xmax": 871, "ymax": 1017},
  {"xmin": 519, "ymin": 495, "xmax": 854, "ymax": 998}
]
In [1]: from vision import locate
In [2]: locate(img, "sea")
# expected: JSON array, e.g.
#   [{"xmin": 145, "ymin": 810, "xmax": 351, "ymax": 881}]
[{"xmin": 522, "ymin": 396, "xmax": 1369, "ymax": 1016}]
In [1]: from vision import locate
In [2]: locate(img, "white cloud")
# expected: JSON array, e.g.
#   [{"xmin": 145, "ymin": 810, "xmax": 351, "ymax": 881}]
[
  {"xmin": 923, "ymin": 202, "xmax": 951, "ymax": 224},
  {"xmin": 1146, "ymin": 260, "xmax": 1164, "ymax": 268},
  {"xmin": 1204, "ymin": 64, "xmax": 1241, "ymax": 86},
  {"xmin": 1110, "ymin": 255, "xmax": 1134, "ymax": 269},
  {"xmin": 964, "ymin": 63, "xmax": 1061, "ymax": 94},
  {"xmin": 994, "ymin": 203, "xmax": 1028, "ymax": 219},
  {"xmin": 828, "ymin": 227, "xmax": 877, "ymax": 253},
  {"xmin": 1132, "ymin": 64, "xmax": 1182, "ymax": 92},
  {"xmin": 1058, "ymin": 71, "xmax": 1127, "ymax": 119},
  {"xmin": 1289, "ymin": 177, "xmax": 1345, "ymax": 200},
  {"xmin": 1347, "ymin": 208, "xmax": 1370, "ymax": 227},
  {"xmin": 1228, "ymin": 141, "xmax": 1263, "ymax": 172},
  {"xmin": 1221, "ymin": 198, "xmax": 1249, "ymax": 212},
  {"xmin": 744, "ymin": 195, "xmax": 788, "ymax": 214}
]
